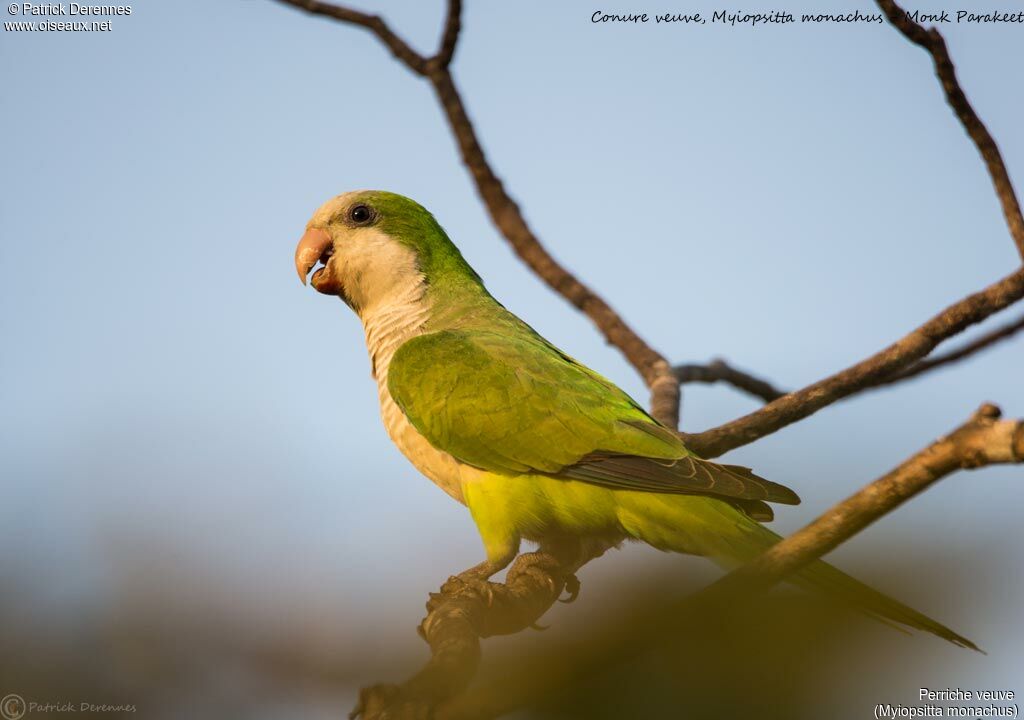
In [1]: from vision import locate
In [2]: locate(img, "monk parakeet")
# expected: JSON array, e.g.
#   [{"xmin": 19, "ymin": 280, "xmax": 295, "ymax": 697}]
[{"xmin": 294, "ymin": 190, "xmax": 975, "ymax": 649}]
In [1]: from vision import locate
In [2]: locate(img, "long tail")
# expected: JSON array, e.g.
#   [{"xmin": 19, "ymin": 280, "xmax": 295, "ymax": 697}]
[{"xmin": 616, "ymin": 492, "xmax": 979, "ymax": 651}]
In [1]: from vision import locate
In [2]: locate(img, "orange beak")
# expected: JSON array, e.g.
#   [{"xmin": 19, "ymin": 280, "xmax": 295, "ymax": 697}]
[{"xmin": 294, "ymin": 227, "xmax": 333, "ymax": 286}]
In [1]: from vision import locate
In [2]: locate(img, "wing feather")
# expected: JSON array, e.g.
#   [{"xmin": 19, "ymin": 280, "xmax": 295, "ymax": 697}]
[{"xmin": 387, "ymin": 328, "xmax": 799, "ymax": 508}]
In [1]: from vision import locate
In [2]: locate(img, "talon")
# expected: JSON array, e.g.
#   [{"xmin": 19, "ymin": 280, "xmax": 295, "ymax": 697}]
[
  {"xmin": 438, "ymin": 576, "xmax": 465, "ymax": 598},
  {"xmin": 558, "ymin": 573, "xmax": 581, "ymax": 604},
  {"xmin": 529, "ymin": 621, "xmax": 549, "ymax": 631}
]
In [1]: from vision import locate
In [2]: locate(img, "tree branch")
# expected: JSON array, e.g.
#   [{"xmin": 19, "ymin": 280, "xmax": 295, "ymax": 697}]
[
  {"xmin": 681, "ymin": 267, "xmax": 1024, "ymax": 458},
  {"xmin": 877, "ymin": 0, "xmax": 1024, "ymax": 261},
  {"xmin": 271, "ymin": 0, "xmax": 680, "ymax": 427},
  {"xmin": 713, "ymin": 403, "xmax": 1024, "ymax": 596},
  {"xmin": 881, "ymin": 311, "xmax": 1024, "ymax": 385},
  {"xmin": 674, "ymin": 359, "xmax": 786, "ymax": 403},
  {"xmin": 440, "ymin": 404, "xmax": 1024, "ymax": 718},
  {"xmin": 432, "ymin": 0, "xmax": 462, "ymax": 69},
  {"xmin": 677, "ymin": 310, "xmax": 1024, "ymax": 404}
]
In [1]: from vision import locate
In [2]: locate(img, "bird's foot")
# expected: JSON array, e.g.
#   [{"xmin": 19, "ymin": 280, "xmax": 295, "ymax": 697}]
[{"xmin": 349, "ymin": 684, "xmax": 433, "ymax": 720}]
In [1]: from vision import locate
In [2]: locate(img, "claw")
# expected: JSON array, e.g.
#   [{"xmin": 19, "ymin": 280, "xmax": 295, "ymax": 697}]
[
  {"xmin": 545, "ymin": 575, "xmax": 557, "ymax": 596},
  {"xmin": 529, "ymin": 621, "xmax": 550, "ymax": 631},
  {"xmin": 442, "ymin": 572, "xmax": 496, "ymax": 607},
  {"xmin": 558, "ymin": 573, "xmax": 581, "ymax": 603}
]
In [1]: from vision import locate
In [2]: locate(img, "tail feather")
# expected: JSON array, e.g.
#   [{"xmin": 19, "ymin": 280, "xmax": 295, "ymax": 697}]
[
  {"xmin": 617, "ymin": 493, "xmax": 980, "ymax": 651},
  {"xmin": 792, "ymin": 554, "xmax": 980, "ymax": 651}
]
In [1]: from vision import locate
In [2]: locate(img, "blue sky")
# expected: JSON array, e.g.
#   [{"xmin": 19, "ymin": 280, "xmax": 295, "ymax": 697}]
[{"xmin": 1, "ymin": 0, "xmax": 1022, "ymax": 712}]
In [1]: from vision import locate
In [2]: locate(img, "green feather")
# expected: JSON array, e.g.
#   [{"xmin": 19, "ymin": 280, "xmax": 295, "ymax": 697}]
[{"xmin": 389, "ymin": 327, "xmax": 799, "ymax": 504}]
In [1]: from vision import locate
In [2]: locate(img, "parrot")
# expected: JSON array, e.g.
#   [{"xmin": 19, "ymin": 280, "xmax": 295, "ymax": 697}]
[{"xmin": 293, "ymin": 189, "xmax": 976, "ymax": 650}]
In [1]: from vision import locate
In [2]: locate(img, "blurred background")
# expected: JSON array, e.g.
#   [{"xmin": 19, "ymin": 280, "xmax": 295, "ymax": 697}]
[{"xmin": 1, "ymin": 1, "xmax": 1021, "ymax": 717}]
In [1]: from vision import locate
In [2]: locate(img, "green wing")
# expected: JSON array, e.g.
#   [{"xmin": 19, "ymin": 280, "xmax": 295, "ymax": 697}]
[{"xmin": 387, "ymin": 329, "xmax": 798, "ymax": 508}]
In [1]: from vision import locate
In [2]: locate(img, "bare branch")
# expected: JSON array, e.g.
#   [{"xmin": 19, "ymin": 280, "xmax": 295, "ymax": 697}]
[
  {"xmin": 877, "ymin": 0, "xmax": 1024, "ymax": 261},
  {"xmin": 714, "ymin": 403, "xmax": 1024, "ymax": 595},
  {"xmin": 882, "ymin": 311, "xmax": 1024, "ymax": 384},
  {"xmin": 272, "ymin": 0, "xmax": 429, "ymax": 74},
  {"xmin": 678, "ymin": 310, "xmax": 1024, "ymax": 405},
  {"xmin": 432, "ymin": 0, "xmax": 462, "ymax": 69},
  {"xmin": 681, "ymin": 268, "xmax": 1024, "ymax": 458},
  {"xmin": 674, "ymin": 359, "xmax": 786, "ymax": 403},
  {"xmin": 441, "ymin": 404, "xmax": 1024, "ymax": 718}
]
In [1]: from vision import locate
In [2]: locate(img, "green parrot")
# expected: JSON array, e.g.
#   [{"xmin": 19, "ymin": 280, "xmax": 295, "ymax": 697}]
[{"xmin": 294, "ymin": 190, "xmax": 975, "ymax": 649}]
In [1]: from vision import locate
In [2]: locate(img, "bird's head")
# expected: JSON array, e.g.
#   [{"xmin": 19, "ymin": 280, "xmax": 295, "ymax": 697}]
[{"xmin": 294, "ymin": 190, "xmax": 479, "ymax": 314}]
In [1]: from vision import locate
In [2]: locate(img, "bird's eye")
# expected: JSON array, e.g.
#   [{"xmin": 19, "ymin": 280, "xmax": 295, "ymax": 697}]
[{"xmin": 349, "ymin": 204, "xmax": 373, "ymax": 225}]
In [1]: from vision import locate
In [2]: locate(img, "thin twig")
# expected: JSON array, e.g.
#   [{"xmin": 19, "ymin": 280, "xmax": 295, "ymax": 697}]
[
  {"xmin": 877, "ymin": 0, "xmax": 1024, "ymax": 261},
  {"xmin": 882, "ymin": 311, "xmax": 1024, "ymax": 384},
  {"xmin": 681, "ymin": 267, "xmax": 1024, "ymax": 458},
  {"xmin": 432, "ymin": 0, "xmax": 462, "ymax": 69},
  {"xmin": 674, "ymin": 359, "xmax": 786, "ymax": 403}
]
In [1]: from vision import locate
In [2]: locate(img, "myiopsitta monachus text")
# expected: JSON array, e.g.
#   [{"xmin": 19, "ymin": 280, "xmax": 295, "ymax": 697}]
[{"xmin": 294, "ymin": 190, "xmax": 975, "ymax": 649}]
